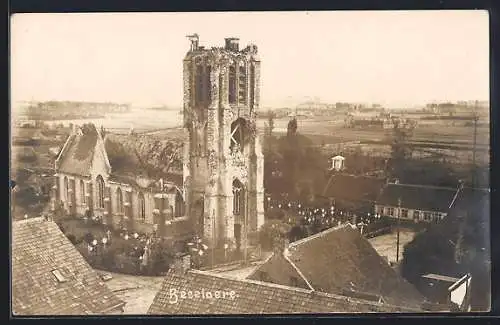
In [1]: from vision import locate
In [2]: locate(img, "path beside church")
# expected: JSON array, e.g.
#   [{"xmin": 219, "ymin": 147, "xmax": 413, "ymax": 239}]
[{"xmin": 104, "ymin": 272, "xmax": 164, "ymax": 315}]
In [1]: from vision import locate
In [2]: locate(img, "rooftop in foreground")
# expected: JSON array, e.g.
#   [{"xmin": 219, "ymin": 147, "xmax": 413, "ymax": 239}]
[
  {"xmin": 148, "ymin": 267, "xmax": 425, "ymax": 315},
  {"xmin": 12, "ymin": 217, "xmax": 125, "ymax": 315}
]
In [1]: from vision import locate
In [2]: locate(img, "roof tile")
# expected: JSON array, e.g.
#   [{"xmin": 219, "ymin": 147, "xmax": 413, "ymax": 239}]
[
  {"xmin": 12, "ymin": 217, "xmax": 125, "ymax": 315},
  {"xmin": 148, "ymin": 269, "xmax": 423, "ymax": 314}
]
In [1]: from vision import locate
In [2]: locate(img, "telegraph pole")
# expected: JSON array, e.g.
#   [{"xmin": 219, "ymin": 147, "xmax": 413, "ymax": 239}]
[
  {"xmin": 471, "ymin": 105, "xmax": 478, "ymax": 188},
  {"xmin": 212, "ymin": 211, "xmax": 215, "ymax": 267},
  {"xmin": 396, "ymin": 197, "xmax": 401, "ymax": 263},
  {"xmin": 244, "ymin": 188, "xmax": 249, "ymax": 265}
]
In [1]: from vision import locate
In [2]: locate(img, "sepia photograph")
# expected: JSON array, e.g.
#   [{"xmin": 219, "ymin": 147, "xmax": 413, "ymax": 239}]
[{"xmin": 10, "ymin": 10, "xmax": 490, "ymax": 315}]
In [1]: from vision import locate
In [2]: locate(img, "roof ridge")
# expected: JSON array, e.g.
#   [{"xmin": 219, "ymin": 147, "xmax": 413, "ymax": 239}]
[
  {"xmin": 289, "ymin": 223, "xmax": 356, "ymax": 248},
  {"xmin": 13, "ymin": 216, "xmax": 47, "ymax": 225},
  {"xmin": 189, "ymin": 269, "xmax": 315, "ymax": 294},
  {"xmin": 184, "ymin": 269, "xmax": 420, "ymax": 311},
  {"xmin": 387, "ymin": 183, "xmax": 457, "ymax": 191},
  {"xmin": 448, "ymin": 187, "xmax": 462, "ymax": 209},
  {"xmin": 282, "ymin": 252, "xmax": 315, "ymax": 291}
]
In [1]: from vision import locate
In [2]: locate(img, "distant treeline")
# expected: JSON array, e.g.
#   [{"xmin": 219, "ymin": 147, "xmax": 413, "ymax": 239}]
[{"xmin": 420, "ymin": 115, "xmax": 476, "ymax": 121}]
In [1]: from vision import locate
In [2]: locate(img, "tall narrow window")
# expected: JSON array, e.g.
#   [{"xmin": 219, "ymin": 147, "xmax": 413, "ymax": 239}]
[
  {"xmin": 233, "ymin": 179, "xmax": 244, "ymax": 215},
  {"xmin": 138, "ymin": 192, "xmax": 146, "ymax": 222},
  {"xmin": 205, "ymin": 65, "xmax": 212, "ymax": 104},
  {"xmin": 117, "ymin": 188, "xmax": 123, "ymax": 213},
  {"xmin": 249, "ymin": 64, "xmax": 255, "ymax": 108},
  {"xmin": 238, "ymin": 65, "xmax": 247, "ymax": 104},
  {"xmin": 175, "ymin": 190, "xmax": 184, "ymax": 218},
  {"xmin": 80, "ymin": 180, "xmax": 86, "ymax": 204},
  {"xmin": 229, "ymin": 65, "xmax": 236, "ymax": 104},
  {"xmin": 96, "ymin": 175, "xmax": 105, "ymax": 209},
  {"xmin": 195, "ymin": 64, "xmax": 203, "ymax": 106},
  {"xmin": 230, "ymin": 118, "xmax": 245, "ymax": 152},
  {"xmin": 64, "ymin": 176, "xmax": 69, "ymax": 202},
  {"xmin": 127, "ymin": 191, "xmax": 133, "ymax": 218}
]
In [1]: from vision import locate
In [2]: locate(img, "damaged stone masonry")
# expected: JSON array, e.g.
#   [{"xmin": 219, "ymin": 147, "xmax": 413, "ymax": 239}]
[{"xmin": 183, "ymin": 34, "xmax": 265, "ymax": 251}]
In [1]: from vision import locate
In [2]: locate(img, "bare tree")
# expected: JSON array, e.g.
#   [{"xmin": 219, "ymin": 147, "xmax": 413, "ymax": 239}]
[{"xmin": 388, "ymin": 118, "xmax": 415, "ymax": 179}]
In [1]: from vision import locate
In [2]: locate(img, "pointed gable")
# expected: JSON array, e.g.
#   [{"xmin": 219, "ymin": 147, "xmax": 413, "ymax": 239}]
[
  {"xmin": 248, "ymin": 224, "xmax": 425, "ymax": 309},
  {"xmin": 56, "ymin": 124, "xmax": 100, "ymax": 177}
]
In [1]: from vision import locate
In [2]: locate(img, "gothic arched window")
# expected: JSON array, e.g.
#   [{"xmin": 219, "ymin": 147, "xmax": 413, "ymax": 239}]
[
  {"xmin": 80, "ymin": 180, "xmax": 86, "ymax": 204},
  {"xmin": 233, "ymin": 179, "xmax": 245, "ymax": 215},
  {"xmin": 96, "ymin": 175, "xmax": 105, "ymax": 209},
  {"xmin": 138, "ymin": 192, "xmax": 146, "ymax": 221},
  {"xmin": 117, "ymin": 188, "xmax": 124, "ymax": 213}
]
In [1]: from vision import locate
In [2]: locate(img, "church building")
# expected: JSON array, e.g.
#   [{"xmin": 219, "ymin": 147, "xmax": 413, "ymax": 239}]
[
  {"xmin": 53, "ymin": 124, "xmax": 189, "ymax": 239},
  {"xmin": 182, "ymin": 34, "xmax": 265, "ymax": 251}
]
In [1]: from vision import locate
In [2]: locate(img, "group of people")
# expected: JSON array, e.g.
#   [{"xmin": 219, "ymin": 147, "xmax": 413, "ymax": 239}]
[{"xmin": 266, "ymin": 197, "xmax": 386, "ymax": 235}]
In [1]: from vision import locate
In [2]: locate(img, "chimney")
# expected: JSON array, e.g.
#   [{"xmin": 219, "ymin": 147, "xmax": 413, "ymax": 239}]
[
  {"xmin": 172, "ymin": 253, "xmax": 191, "ymax": 274},
  {"xmin": 225, "ymin": 37, "xmax": 240, "ymax": 51}
]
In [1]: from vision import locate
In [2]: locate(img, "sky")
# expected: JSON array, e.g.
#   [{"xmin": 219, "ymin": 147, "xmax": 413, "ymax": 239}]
[{"xmin": 10, "ymin": 11, "xmax": 489, "ymax": 108}]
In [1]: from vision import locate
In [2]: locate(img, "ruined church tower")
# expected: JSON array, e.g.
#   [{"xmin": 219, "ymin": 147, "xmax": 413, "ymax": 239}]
[{"xmin": 182, "ymin": 34, "xmax": 265, "ymax": 250}]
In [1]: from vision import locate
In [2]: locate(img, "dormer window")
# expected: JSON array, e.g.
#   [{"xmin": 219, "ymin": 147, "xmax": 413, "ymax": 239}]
[{"xmin": 52, "ymin": 269, "xmax": 67, "ymax": 283}]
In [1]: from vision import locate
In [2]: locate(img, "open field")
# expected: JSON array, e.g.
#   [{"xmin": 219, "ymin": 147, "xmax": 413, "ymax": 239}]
[{"xmin": 264, "ymin": 117, "xmax": 489, "ymax": 146}]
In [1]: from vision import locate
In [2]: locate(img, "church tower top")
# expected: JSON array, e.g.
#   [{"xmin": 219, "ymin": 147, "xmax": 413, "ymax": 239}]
[{"xmin": 184, "ymin": 34, "xmax": 259, "ymax": 61}]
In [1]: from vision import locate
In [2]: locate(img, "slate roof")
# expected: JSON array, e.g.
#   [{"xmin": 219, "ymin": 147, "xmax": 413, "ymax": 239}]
[
  {"xmin": 249, "ymin": 224, "xmax": 426, "ymax": 309},
  {"xmin": 147, "ymin": 269, "xmax": 422, "ymax": 315},
  {"xmin": 376, "ymin": 183, "xmax": 459, "ymax": 213},
  {"xmin": 12, "ymin": 217, "xmax": 125, "ymax": 315},
  {"xmin": 57, "ymin": 124, "xmax": 99, "ymax": 177},
  {"xmin": 104, "ymin": 132, "xmax": 184, "ymax": 187},
  {"xmin": 321, "ymin": 174, "xmax": 386, "ymax": 205}
]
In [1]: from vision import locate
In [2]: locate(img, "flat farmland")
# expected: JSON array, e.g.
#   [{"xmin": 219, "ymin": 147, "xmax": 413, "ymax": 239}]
[{"xmin": 259, "ymin": 117, "xmax": 489, "ymax": 147}]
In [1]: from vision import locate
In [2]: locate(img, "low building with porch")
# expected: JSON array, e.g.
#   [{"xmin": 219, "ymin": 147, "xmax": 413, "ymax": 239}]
[
  {"xmin": 374, "ymin": 183, "xmax": 459, "ymax": 223},
  {"xmin": 52, "ymin": 123, "xmax": 189, "ymax": 239}
]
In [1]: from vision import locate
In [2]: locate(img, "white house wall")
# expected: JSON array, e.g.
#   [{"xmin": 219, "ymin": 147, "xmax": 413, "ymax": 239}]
[{"xmin": 374, "ymin": 204, "xmax": 447, "ymax": 222}]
